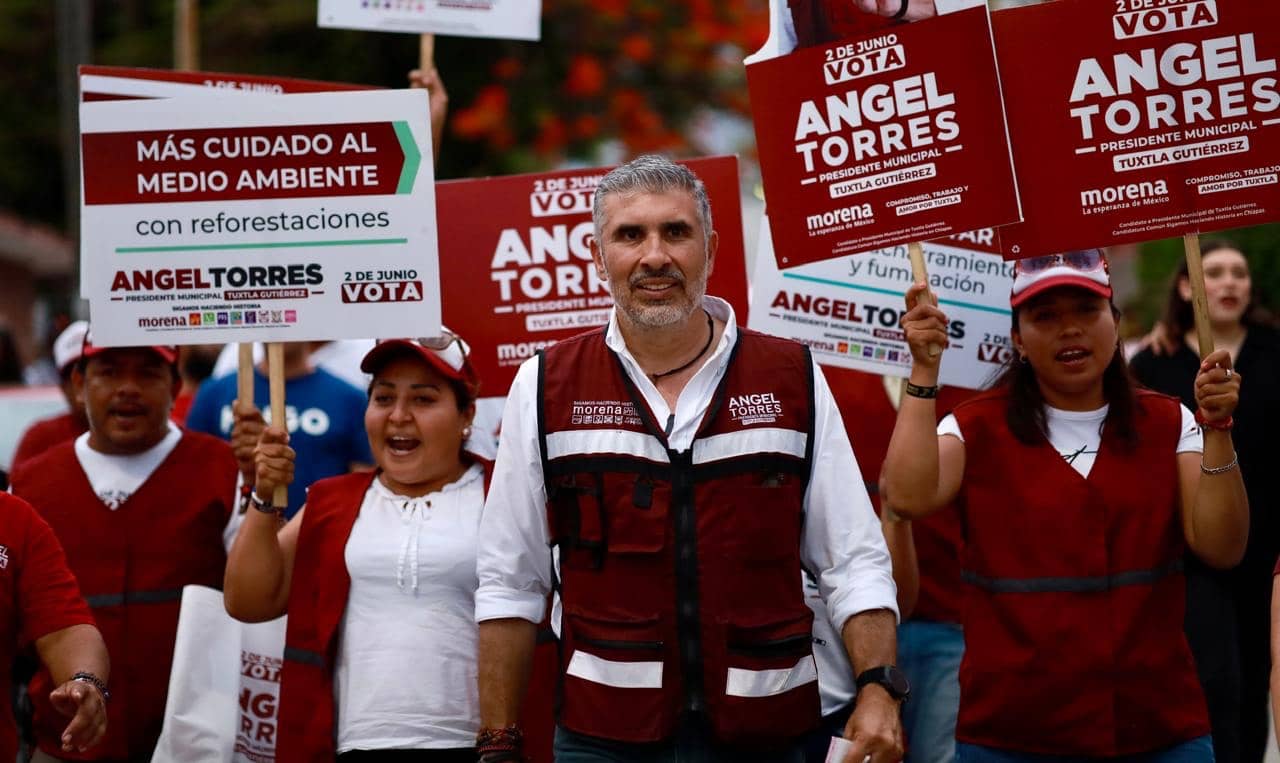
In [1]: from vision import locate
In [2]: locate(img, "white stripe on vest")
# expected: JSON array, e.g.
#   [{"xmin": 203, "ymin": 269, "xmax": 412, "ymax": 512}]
[
  {"xmin": 565, "ymin": 650, "xmax": 664, "ymax": 689},
  {"xmin": 546, "ymin": 429, "xmax": 671, "ymax": 464},
  {"xmin": 691, "ymin": 428, "xmax": 807, "ymax": 465},
  {"xmin": 724, "ymin": 655, "xmax": 818, "ymax": 698}
]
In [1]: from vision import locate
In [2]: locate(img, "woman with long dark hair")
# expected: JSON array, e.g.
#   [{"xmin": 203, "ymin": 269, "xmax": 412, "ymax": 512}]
[
  {"xmin": 883, "ymin": 250, "xmax": 1248, "ymax": 761},
  {"xmin": 1130, "ymin": 239, "xmax": 1280, "ymax": 763}
]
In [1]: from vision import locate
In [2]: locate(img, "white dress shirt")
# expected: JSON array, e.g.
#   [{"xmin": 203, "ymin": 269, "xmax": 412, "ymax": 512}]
[{"xmin": 475, "ymin": 297, "xmax": 898, "ymax": 634}]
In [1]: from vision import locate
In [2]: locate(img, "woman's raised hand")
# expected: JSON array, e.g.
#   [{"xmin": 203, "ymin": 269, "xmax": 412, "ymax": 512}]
[
  {"xmin": 900, "ymin": 282, "xmax": 950, "ymax": 371},
  {"xmin": 1194, "ymin": 348, "xmax": 1241, "ymax": 424},
  {"xmin": 253, "ymin": 427, "xmax": 295, "ymax": 501}
]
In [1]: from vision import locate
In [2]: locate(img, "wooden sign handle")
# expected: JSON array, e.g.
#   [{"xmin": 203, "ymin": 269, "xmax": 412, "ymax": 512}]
[
  {"xmin": 267, "ymin": 343, "xmax": 289, "ymax": 509},
  {"xmin": 419, "ymin": 33, "xmax": 435, "ymax": 71},
  {"xmin": 1183, "ymin": 232, "xmax": 1216, "ymax": 358}
]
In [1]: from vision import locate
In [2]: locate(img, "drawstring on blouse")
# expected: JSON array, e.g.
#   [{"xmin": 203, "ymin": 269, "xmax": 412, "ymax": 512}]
[{"xmin": 395, "ymin": 498, "xmax": 425, "ymax": 595}]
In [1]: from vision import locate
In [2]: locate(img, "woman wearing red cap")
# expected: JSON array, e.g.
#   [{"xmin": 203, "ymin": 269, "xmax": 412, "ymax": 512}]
[
  {"xmin": 882, "ymin": 250, "xmax": 1248, "ymax": 761},
  {"xmin": 224, "ymin": 332, "xmax": 488, "ymax": 761}
]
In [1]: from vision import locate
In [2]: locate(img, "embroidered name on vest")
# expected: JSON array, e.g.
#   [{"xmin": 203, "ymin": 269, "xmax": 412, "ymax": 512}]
[
  {"xmin": 727, "ymin": 393, "xmax": 784, "ymax": 426},
  {"xmin": 571, "ymin": 400, "xmax": 643, "ymax": 427}
]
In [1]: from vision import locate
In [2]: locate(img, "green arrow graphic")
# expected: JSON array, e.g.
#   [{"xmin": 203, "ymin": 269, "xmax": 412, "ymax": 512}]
[{"xmin": 393, "ymin": 121, "xmax": 421, "ymax": 194}]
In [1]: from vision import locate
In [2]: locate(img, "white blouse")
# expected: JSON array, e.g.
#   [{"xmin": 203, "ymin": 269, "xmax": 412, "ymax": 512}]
[{"xmin": 334, "ymin": 464, "xmax": 484, "ymax": 752}]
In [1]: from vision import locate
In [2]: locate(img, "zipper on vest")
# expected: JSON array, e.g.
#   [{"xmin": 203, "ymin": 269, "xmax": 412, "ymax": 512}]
[{"xmin": 669, "ymin": 449, "xmax": 705, "ymax": 715}]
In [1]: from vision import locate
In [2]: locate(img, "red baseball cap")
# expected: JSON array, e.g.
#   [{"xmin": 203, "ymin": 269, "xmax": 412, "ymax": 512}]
[
  {"xmin": 360, "ymin": 327, "xmax": 480, "ymax": 397},
  {"xmin": 1010, "ymin": 249, "xmax": 1112, "ymax": 309},
  {"xmin": 80, "ymin": 327, "xmax": 178, "ymax": 366}
]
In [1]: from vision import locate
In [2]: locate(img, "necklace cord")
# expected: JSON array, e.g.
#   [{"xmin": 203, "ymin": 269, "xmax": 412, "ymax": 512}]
[{"xmin": 650, "ymin": 310, "xmax": 714, "ymax": 380}]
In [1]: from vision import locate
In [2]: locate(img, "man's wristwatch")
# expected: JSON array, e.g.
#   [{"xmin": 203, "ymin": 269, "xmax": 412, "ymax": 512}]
[{"xmin": 855, "ymin": 665, "xmax": 910, "ymax": 702}]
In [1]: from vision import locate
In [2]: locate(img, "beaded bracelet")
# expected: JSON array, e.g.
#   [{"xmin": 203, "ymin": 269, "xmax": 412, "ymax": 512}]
[{"xmin": 477, "ymin": 725, "xmax": 524, "ymax": 762}]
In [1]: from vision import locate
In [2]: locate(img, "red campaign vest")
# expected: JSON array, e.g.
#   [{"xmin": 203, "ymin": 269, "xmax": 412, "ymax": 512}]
[
  {"xmin": 824, "ymin": 368, "xmax": 971, "ymax": 623},
  {"xmin": 277, "ymin": 462, "xmax": 558, "ymax": 763},
  {"xmin": 950, "ymin": 389, "xmax": 1210, "ymax": 756},
  {"xmin": 11, "ymin": 434, "xmax": 235, "ymax": 760},
  {"xmin": 276, "ymin": 471, "xmax": 375, "ymax": 763},
  {"xmin": 788, "ymin": 0, "xmax": 896, "ymax": 49},
  {"xmin": 539, "ymin": 328, "xmax": 821, "ymax": 747}
]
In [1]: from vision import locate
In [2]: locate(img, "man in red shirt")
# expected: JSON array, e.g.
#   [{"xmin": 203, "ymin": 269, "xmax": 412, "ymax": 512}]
[
  {"xmin": 0, "ymin": 492, "xmax": 109, "ymax": 761},
  {"xmin": 11, "ymin": 321, "xmax": 90, "ymax": 471},
  {"xmin": 11, "ymin": 331, "xmax": 237, "ymax": 762}
]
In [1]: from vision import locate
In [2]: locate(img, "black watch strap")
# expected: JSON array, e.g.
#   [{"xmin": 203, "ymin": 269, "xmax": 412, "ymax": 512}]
[{"xmin": 855, "ymin": 665, "xmax": 910, "ymax": 702}]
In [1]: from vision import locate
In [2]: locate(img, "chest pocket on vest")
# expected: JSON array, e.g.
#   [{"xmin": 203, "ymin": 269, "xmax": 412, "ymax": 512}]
[
  {"xmin": 606, "ymin": 477, "xmax": 669, "ymax": 554},
  {"xmin": 719, "ymin": 472, "xmax": 804, "ymax": 562},
  {"xmin": 551, "ymin": 474, "xmax": 669, "ymax": 567}
]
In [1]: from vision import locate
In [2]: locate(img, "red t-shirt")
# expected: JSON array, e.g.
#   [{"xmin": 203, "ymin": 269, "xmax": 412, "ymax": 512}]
[
  {"xmin": 0, "ymin": 493, "xmax": 95, "ymax": 762},
  {"xmin": 12, "ymin": 412, "xmax": 88, "ymax": 472}
]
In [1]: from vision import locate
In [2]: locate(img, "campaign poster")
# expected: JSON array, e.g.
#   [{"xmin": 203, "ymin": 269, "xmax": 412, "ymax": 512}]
[
  {"xmin": 748, "ymin": 215, "xmax": 1013, "ymax": 389},
  {"xmin": 993, "ymin": 0, "xmax": 1280, "ymax": 258},
  {"xmin": 79, "ymin": 89, "xmax": 439, "ymax": 345},
  {"xmin": 79, "ymin": 64, "xmax": 369, "ymax": 101},
  {"xmin": 317, "ymin": 0, "xmax": 540, "ymax": 41},
  {"xmin": 746, "ymin": 1, "xmax": 1021, "ymax": 268},
  {"xmin": 434, "ymin": 156, "xmax": 749, "ymax": 394}
]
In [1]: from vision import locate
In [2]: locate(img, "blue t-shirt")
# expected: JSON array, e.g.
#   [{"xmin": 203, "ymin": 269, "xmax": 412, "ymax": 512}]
[{"xmin": 186, "ymin": 367, "xmax": 372, "ymax": 518}]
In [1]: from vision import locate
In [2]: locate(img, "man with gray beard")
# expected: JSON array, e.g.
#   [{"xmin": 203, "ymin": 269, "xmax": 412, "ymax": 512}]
[{"xmin": 474, "ymin": 155, "xmax": 903, "ymax": 762}]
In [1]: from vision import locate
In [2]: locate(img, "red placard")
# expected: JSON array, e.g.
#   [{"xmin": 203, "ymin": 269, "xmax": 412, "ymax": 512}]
[
  {"xmin": 435, "ymin": 156, "xmax": 749, "ymax": 395},
  {"xmin": 79, "ymin": 65, "xmax": 370, "ymax": 101},
  {"xmin": 746, "ymin": 4, "xmax": 1020, "ymax": 268},
  {"xmin": 993, "ymin": 0, "xmax": 1280, "ymax": 259}
]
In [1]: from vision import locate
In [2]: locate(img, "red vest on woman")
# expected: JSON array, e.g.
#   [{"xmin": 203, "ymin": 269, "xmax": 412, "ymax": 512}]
[
  {"xmin": 788, "ymin": 0, "xmax": 895, "ymax": 48},
  {"xmin": 276, "ymin": 471, "xmax": 375, "ymax": 763},
  {"xmin": 539, "ymin": 327, "xmax": 820, "ymax": 747},
  {"xmin": 278, "ymin": 463, "xmax": 553, "ymax": 763},
  {"xmin": 950, "ymin": 389, "xmax": 1209, "ymax": 755},
  {"xmin": 11, "ymin": 434, "xmax": 235, "ymax": 760}
]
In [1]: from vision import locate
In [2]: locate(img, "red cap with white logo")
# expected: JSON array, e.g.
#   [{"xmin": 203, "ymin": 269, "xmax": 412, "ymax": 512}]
[{"xmin": 1010, "ymin": 249, "xmax": 1112, "ymax": 309}]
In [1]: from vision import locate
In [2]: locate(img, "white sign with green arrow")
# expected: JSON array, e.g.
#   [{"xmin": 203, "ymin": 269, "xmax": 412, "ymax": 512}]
[{"xmin": 79, "ymin": 88, "xmax": 440, "ymax": 346}]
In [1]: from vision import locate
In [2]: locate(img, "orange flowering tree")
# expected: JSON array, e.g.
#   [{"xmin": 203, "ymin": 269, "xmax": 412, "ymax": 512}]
[{"xmin": 439, "ymin": 0, "xmax": 770, "ymax": 177}]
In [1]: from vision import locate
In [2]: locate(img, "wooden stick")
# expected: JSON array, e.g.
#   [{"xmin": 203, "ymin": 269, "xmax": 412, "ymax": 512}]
[
  {"xmin": 237, "ymin": 344, "xmax": 254, "ymax": 410},
  {"xmin": 267, "ymin": 343, "xmax": 289, "ymax": 509},
  {"xmin": 1183, "ymin": 232, "xmax": 1216, "ymax": 358},
  {"xmin": 907, "ymin": 241, "xmax": 941, "ymax": 358},
  {"xmin": 174, "ymin": 0, "xmax": 199, "ymax": 71},
  {"xmin": 419, "ymin": 33, "xmax": 435, "ymax": 71}
]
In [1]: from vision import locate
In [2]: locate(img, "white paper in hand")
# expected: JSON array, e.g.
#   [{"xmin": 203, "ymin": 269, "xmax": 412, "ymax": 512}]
[{"xmin": 825, "ymin": 736, "xmax": 871, "ymax": 763}]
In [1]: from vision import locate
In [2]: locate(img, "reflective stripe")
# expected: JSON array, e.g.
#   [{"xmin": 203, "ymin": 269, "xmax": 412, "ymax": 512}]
[
  {"xmin": 961, "ymin": 560, "xmax": 1183, "ymax": 594},
  {"xmin": 691, "ymin": 428, "xmax": 807, "ymax": 465},
  {"xmin": 84, "ymin": 588, "xmax": 185, "ymax": 608},
  {"xmin": 565, "ymin": 650, "xmax": 663, "ymax": 689},
  {"xmin": 283, "ymin": 646, "xmax": 325, "ymax": 667},
  {"xmin": 725, "ymin": 655, "xmax": 818, "ymax": 698},
  {"xmin": 546, "ymin": 429, "xmax": 670, "ymax": 464}
]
